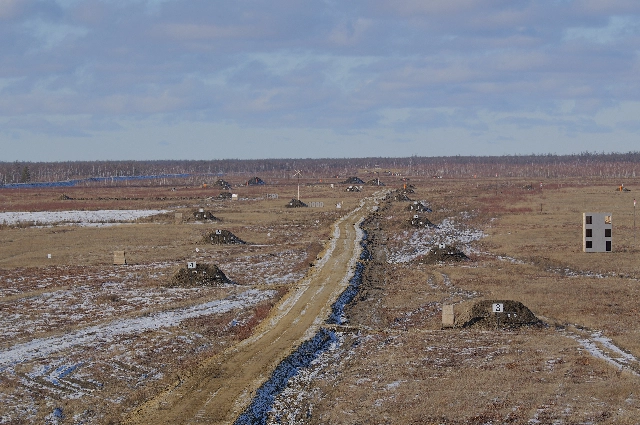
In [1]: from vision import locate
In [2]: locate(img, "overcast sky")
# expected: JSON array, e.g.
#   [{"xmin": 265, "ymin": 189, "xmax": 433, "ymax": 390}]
[{"xmin": 1, "ymin": 0, "xmax": 640, "ymax": 162}]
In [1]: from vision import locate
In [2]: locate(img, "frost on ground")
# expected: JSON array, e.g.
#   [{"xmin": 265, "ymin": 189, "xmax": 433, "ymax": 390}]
[
  {"xmin": 0, "ymin": 288, "xmax": 275, "ymax": 423},
  {"xmin": 0, "ymin": 289, "xmax": 275, "ymax": 369},
  {"xmin": 0, "ymin": 248, "xmax": 293, "ymax": 424},
  {"xmin": 0, "ymin": 210, "xmax": 168, "ymax": 226},
  {"xmin": 564, "ymin": 328, "xmax": 640, "ymax": 376},
  {"xmin": 387, "ymin": 215, "xmax": 485, "ymax": 263}
]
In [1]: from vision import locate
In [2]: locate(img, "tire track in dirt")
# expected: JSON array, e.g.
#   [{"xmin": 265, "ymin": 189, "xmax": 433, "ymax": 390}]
[{"xmin": 125, "ymin": 194, "xmax": 385, "ymax": 425}]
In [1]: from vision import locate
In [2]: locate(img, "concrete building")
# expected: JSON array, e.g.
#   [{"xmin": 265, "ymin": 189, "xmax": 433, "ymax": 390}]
[{"xmin": 583, "ymin": 212, "xmax": 612, "ymax": 252}]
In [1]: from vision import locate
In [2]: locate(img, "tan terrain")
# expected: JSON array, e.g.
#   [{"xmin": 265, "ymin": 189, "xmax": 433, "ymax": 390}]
[{"xmin": 125, "ymin": 193, "xmax": 384, "ymax": 424}]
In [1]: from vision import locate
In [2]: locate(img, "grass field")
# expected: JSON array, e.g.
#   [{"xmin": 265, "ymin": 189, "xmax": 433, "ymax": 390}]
[{"xmin": 1, "ymin": 174, "xmax": 640, "ymax": 423}]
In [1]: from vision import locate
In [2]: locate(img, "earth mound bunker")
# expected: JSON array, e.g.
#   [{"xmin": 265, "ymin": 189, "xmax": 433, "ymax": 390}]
[
  {"xmin": 193, "ymin": 209, "xmax": 220, "ymax": 221},
  {"xmin": 285, "ymin": 198, "xmax": 308, "ymax": 208},
  {"xmin": 366, "ymin": 178, "xmax": 385, "ymax": 186},
  {"xmin": 414, "ymin": 245, "xmax": 469, "ymax": 264},
  {"xmin": 247, "ymin": 176, "xmax": 265, "ymax": 186},
  {"xmin": 453, "ymin": 300, "xmax": 542, "ymax": 329},
  {"xmin": 407, "ymin": 201, "xmax": 431, "ymax": 212},
  {"xmin": 167, "ymin": 263, "xmax": 231, "ymax": 287},
  {"xmin": 388, "ymin": 191, "xmax": 412, "ymax": 202},
  {"xmin": 407, "ymin": 215, "xmax": 436, "ymax": 228},
  {"xmin": 341, "ymin": 176, "xmax": 365, "ymax": 185},
  {"xmin": 203, "ymin": 229, "xmax": 246, "ymax": 245},
  {"xmin": 217, "ymin": 191, "xmax": 233, "ymax": 200},
  {"xmin": 214, "ymin": 179, "xmax": 231, "ymax": 190}
]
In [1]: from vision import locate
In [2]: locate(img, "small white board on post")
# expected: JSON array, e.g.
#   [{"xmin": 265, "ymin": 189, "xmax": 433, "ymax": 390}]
[
  {"xmin": 187, "ymin": 261, "xmax": 197, "ymax": 269},
  {"xmin": 492, "ymin": 303, "xmax": 504, "ymax": 313}
]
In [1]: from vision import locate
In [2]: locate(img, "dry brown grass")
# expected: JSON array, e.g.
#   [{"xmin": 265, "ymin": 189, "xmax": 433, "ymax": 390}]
[
  {"xmin": 4, "ymin": 176, "xmax": 640, "ymax": 423},
  {"xmin": 267, "ymin": 176, "xmax": 640, "ymax": 424}
]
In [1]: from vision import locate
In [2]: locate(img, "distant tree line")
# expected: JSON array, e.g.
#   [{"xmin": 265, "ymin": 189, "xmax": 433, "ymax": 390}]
[{"xmin": 1, "ymin": 152, "xmax": 640, "ymax": 184}]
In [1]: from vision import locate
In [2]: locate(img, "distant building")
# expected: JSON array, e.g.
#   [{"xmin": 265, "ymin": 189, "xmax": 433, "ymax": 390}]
[{"xmin": 583, "ymin": 213, "xmax": 612, "ymax": 252}]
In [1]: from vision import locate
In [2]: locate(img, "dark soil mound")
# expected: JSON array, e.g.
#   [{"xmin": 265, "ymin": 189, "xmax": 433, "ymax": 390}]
[
  {"xmin": 366, "ymin": 178, "xmax": 385, "ymax": 186},
  {"xmin": 455, "ymin": 300, "xmax": 542, "ymax": 329},
  {"xmin": 407, "ymin": 215, "xmax": 436, "ymax": 228},
  {"xmin": 193, "ymin": 210, "xmax": 220, "ymax": 221},
  {"xmin": 247, "ymin": 176, "xmax": 265, "ymax": 186},
  {"xmin": 407, "ymin": 201, "xmax": 431, "ymax": 212},
  {"xmin": 214, "ymin": 179, "xmax": 231, "ymax": 190},
  {"xmin": 414, "ymin": 245, "xmax": 468, "ymax": 264},
  {"xmin": 341, "ymin": 177, "xmax": 365, "ymax": 185},
  {"xmin": 217, "ymin": 191, "xmax": 233, "ymax": 199},
  {"xmin": 285, "ymin": 198, "xmax": 308, "ymax": 208},
  {"xmin": 203, "ymin": 229, "xmax": 246, "ymax": 245},
  {"xmin": 389, "ymin": 191, "xmax": 412, "ymax": 202},
  {"xmin": 167, "ymin": 263, "xmax": 231, "ymax": 287}
]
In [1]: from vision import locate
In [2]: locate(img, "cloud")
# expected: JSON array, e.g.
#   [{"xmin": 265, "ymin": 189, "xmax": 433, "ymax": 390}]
[{"xmin": 1, "ymin": 0, "xmax": 640, "ymax": 160}]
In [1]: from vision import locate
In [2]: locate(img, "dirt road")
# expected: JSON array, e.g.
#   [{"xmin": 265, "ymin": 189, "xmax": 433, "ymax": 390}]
[{"xmin": 125, "ymin": 195, "xmax": 382, "ymax": 425}]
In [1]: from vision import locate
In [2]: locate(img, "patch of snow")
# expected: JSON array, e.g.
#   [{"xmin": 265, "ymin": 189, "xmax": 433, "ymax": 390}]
[
  {"xmin": 388, "ymin": 217, "xmax": 485, "ymax": 263},
  {"xmin": 0, "ymin": 210, "xmax": 168, "ymax": 226},
  {"xmin": 565, "ymin": 330, "xmax": 640, "ymax": 375}
]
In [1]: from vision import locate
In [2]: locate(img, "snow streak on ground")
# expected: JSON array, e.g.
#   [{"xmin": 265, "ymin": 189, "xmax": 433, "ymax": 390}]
[
  {"xmin": 0, "ymin": 210, "xmax": 168, "ymax": 226},
  {"xmin": 0, "ymin": 289, "xmax": 275, "ymax": 370},
  {"xmin": 0, "ymin": 286, "xmax": 276, "ymax": 424},
  {"xmin": 565, "ymin": 329, "xmax": 640, "ymax": 376}
]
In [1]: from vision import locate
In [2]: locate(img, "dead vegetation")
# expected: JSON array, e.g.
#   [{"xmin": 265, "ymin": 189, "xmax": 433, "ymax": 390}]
[{"xmin": 3, "ymin": 174, "xmax": 640, "ymax": 423}]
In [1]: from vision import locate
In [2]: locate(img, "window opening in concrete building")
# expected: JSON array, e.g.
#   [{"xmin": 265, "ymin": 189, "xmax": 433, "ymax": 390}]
[
  {"xmin": 586, "ymin": 229, "xmax": 592, "ymax": 237},
  {"xmin": 586, "ymin": 241, "xmax": 593, "ymax": 249},
  {"xmin": 605, "ymin": 229, "xmax": 612, "ymax": 238},
  {"xmin": 585, "ymin": 215, "xmax": 592, "ymax": 224},
  {"xmin": 606, "ymin": 241, "xmax": 612, "ymax": 251},
  {"xmin": 605, "ymin": 215, "xmax": 612, "ymax": 224}
]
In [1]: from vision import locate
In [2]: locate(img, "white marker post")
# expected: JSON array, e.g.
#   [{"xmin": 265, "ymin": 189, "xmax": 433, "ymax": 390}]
[
  {"xmin": 188, "ymin": 261, "xmax": 197, "ymax": 285},
  {"xmin": 492, "ymin": 303, "xmax": 504, "ymax": 328}
]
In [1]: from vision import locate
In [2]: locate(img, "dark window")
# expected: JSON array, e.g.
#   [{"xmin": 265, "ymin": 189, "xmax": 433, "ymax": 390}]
[
  {"xmin": 586, "ymin": 229, "xmax": 592, "ymax": 237},
  {"xmin": 586, "ymin": 241, "xmax": 593, "ymax": 249},
  {"xmin": 606, "ymin": 241, "xmax": 612, "ymax": 252},
  {"xmin": 585, "ymin": 215, "xmax": 592, "ymax": 224},
  {"xmin": 605, "ymin": 229, "xmax": 612, "ymax": 238}
]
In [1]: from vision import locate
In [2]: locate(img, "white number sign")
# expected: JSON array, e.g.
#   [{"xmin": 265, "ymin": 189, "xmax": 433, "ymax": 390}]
[
  {"xmin": 492, "ymin": 303, "xmax": 504, "ymax": 313},
  {"xmin": 187, "ymin": 262, "xmax": 197, "ymax": 269}
]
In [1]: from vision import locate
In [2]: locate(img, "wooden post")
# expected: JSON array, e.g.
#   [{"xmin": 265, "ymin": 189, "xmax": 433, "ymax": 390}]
[
  {"xmin": 113, "ymin": 251, "xmax": 126, "ymax": 265},
  {"xmin": 442, "ymin": 304, "xmax": 455, "ymax": 328}
]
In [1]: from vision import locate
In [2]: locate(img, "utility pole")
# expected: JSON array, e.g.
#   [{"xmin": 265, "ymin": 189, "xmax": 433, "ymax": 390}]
[
  {"xmin": 634, "ymin": 198, "xmax": 637, "ymax": 250},
  {"xmin": 293, "ymin": 170, "xmax": 302, "ymax": 200}
]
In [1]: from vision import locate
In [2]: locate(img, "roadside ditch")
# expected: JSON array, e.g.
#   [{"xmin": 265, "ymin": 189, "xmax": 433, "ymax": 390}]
[{"xmin": 234, "ymin": 222, "xmax": 372, "ymax": 424}]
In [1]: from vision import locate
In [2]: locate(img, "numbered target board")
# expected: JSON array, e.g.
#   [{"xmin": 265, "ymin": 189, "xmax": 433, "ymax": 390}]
[
  {"xmin": 187, "ymin": 261, "xmax": 197, "ymax": 269},
  {"xmin": 492, "ymin": 303, "xmax": 504, "ymax": 313}
]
